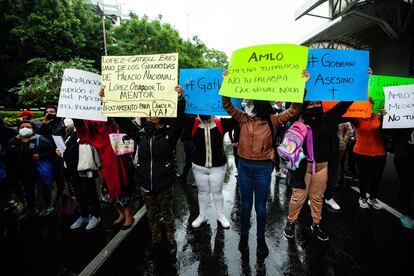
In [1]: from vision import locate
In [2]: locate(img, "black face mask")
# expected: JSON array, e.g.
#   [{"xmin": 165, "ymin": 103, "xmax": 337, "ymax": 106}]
[
  {"xmin": 306, "ymin": 106, "xmax": 323, "ymax": 117},
  {"xmin": 144, "ymin": 121, "xmax": 156, "ymax": 134},
  {"xmin": 46, "ymin": 114, "xmax": 56, "ymax": 120},
  {"xmin": 198, "ymin": 115, "xmax": 211, "ymax": 121}
]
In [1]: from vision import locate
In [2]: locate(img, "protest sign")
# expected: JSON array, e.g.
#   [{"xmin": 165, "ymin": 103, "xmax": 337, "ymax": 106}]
[
  {"xmin": 219, "ymin": 44, "xmax": 308, "ymax": 102},
  {"xmin": 305, "ymin": 49, "xmax": 369, "ymax": 101},
  {"xmin": 57, "ymin": 69, "xmax": 107, "ymax": 121},
  {"xmin": 369, "ymin": 75, "xmax": 414, "ymax": 113},
  {"xmin": 382, "ymin": 84, "xmax": 414, "ymax": 129},
  {"xmin": 101, "ymin": 53, "xmax": 178, "ymax": 117},
  {"xmin": 322, "ymin": 101, "xmax": 372, "ymax": 118},
  {"xmin": 179, "ymin": 69, "xmax": 242, "ymax": 116}
]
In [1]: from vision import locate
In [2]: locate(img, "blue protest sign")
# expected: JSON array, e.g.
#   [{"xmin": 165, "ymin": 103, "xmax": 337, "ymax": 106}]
[
  {"xmin": 305, "ymin": 49, "xmax": 369, "ymax": 101},
  {"xmin": 179, "ymin": 69, "xmax": 242, "ymax": 116}
]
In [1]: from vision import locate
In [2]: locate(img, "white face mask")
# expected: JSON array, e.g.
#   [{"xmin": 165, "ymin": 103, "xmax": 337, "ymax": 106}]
[
  {"xmin": 63, "ymin": 118, "xmax": 74, "ymax": 129},
  {"xmin": 244, "ymin": 104, "xmax": 256, "ymax": 117},
  {"xmin": 19, "ymin": 127, "xmax": 33, "ymax": 137}
]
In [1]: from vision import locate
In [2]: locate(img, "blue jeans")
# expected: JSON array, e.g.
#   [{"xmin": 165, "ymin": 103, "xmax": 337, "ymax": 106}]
[{"xmin": 238, "ymin": 159, "xmax": 273, "ymax": 239}]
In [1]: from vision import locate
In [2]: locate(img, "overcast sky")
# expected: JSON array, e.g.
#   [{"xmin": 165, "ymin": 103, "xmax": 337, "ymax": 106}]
[{"xmin": 119, "ymin": 0, "xmax": 330, "ymax": 57}]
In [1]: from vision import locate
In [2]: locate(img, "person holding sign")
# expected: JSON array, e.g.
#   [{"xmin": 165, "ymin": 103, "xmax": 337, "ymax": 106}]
[
  {"xmin": 284, "ymin": 99, "xmax": 353, "ymax": 242},
  {"xmin": 106, "ymin": 85, "xmax": 186, "ymax": 258},
  {"xmin": 353, "ymin": 99, "xmax": 387, "ymax": 210},
  {"xmin": 222, "ymin": 70, "xmax": 310, "ymax": 257},
  {"xmin": 183, "ymin": 114, "xmax": 237, "ymax": 229}
]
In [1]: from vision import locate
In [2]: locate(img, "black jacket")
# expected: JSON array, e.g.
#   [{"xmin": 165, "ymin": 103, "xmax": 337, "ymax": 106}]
[
  {"xmin": 183, "ymin": 117, "xmax": 237, "ymax": 167},
  {"xmin": 289, "ymin": 102, "xmax": 353, "ymax": 189},
  {"xmin": 5, "ymin": 134, "xmax": 55, "ymax": 181},
  {"xmin": 114, "ymin": 98, "xmax": 185, "ymax": 192}
]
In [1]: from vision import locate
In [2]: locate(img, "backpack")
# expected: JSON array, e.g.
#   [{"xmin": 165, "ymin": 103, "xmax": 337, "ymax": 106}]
[
  {"xmin": 277, "ymin": 121, "xmax": 316, "ymax": 174},
  {"xmin": 191, "ymin": 117, "xmax": 224, "ymax": 138}
]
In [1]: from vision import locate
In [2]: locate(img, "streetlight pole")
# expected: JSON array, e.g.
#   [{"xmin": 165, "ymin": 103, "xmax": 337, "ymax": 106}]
[
  {"xmin": 102, "ymin": 14, "xmax": 107, "ymax": 56},
  {"xmin": 186, "ymin": 13, "xmax": 189, "ymax": 41}
]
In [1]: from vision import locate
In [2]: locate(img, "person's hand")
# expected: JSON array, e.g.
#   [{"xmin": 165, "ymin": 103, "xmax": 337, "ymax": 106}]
[
  {"xmin": 302, "ymin": 69, "xmax": 310, "ymax": 83},
  {"xmin": 175, "ymin": 85, "xmax": 184, "ymax": 98},
  {"xmin": 222, "ymin": 70, "xmax": 229, "ymax": 78},
  {"xmin": 368, "ymin": 67, "xmax": 373, "ymax": 76},
  {"xmin": 56, "ymin": 148, "xmax": 62, "ymax": 157},
  {"xmin": 380, "ymin": 109, "xmax": 387, "ymax": 116},
  {"xmin": 33, "ymin": 154, "xmax": 40, "ymax": 160},
  {"xmin": 99, "ymin": 86, "xmax": 105, "ymax": 98},
  {"xmin": 232, "ymin": 142, "xmax": 239, "ymax": 147}
]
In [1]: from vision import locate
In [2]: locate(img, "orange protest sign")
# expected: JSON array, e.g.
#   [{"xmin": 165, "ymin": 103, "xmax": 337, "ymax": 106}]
[{"xmin": 322, "ymin": 101, "xmax": 372, "ymax": 118}]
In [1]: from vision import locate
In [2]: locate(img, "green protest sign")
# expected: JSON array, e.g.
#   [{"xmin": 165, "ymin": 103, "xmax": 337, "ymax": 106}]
[
  {"xmin": 369, "ymin": 75, "xmax": 414, "ymax": 113},
  {"xmin": 219, "ymin": 44, "xmax": 309, "ymax": 102}
]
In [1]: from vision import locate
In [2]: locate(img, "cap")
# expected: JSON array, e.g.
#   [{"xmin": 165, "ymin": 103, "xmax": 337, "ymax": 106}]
[{"xmin": 17, "ymin": 109, "xmax": 34, "ymax": 118}]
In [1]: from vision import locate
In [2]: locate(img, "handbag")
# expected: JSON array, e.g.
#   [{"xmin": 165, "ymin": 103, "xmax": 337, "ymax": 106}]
[
  {"xmin": 35, "ymin": 136, "xmax": 56, "ymax": 187},
  {"xmin": 109, "ymin": 132, "xmax": 135, "ymax": 156}
]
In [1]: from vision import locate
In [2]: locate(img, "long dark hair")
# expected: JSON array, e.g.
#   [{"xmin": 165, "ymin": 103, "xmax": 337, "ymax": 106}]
[{"xmin": 252, "ymin": 100, "xmax": 274, "ymax": 120}]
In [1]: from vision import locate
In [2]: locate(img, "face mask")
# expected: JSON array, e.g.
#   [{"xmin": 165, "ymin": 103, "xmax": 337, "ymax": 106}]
[
  {"xmin": 244, "ymin": 104, "xmax": 256, "ymax": 117},
  {"xmin": 63, "ymin": 118, "xmax": 74, "ymax": 129},
  {"xmin": 144, "ymin": 121, "xmax": 156, "ymax": 134},
  {"xmin": 198, "ymin": 115, "xmax": 211, "ymax": 121},
  {"xmin": 19, "ymin": 127, "xmax": 33, "ymax": 137},
  {"xmin": 46, "ymin": 114, "xmax": 56, "ymax": 120},
  {"xmin": 307, "ymin": 106, "xmax": 323, "ymax": 117}
]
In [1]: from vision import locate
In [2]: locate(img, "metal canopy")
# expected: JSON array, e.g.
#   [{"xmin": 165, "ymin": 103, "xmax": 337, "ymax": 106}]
[{"xmin": 296, "ymin": 0, "xmax": 414, "ymax": 49}]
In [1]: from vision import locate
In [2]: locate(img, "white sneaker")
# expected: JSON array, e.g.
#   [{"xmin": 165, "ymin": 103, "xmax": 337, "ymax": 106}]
[
  {"xmin": 70, "ymin": 216, "xmax": 89, "ymax": 230},
  {"xmin": 325, "ymin": 198, "xmax": 341, "ymax": 210},
  {"xmin": 191, "ymin": 215, "xmax": 207, "ymax": 228},
  {"xmin": 367, "ymin": 198, "xmax": 383, "ymax": 210},
  {"xmin": 217, "ymin": 215, "xmax": 230, "ymax": 229},
  {"xmin": 86, "ymin": 216, "xmax": 101, "ymax": 230},
  {"xmin": 359, "ymin": 198, "xmax": 369, "ymax": 209}
]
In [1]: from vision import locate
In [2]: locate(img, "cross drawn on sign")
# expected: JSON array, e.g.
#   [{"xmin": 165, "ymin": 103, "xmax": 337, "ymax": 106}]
[{"xmin": 329, "ymin": 86, "xmax": 338, "ymax": 100}]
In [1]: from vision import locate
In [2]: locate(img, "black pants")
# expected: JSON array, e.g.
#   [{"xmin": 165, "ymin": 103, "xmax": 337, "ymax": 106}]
[
  {"xmin": 346, "ymin": 141, "xmax": 357, "ymax": 176},
  {"xmin": 394, "ymin": 155, "xmax": 414, "ymax": 215},
  {"xmin": 21, "ymin": 179, "xmax": 51, "ymax": 210},
  {"xmin": 180, "ymin": 140, "xmax": 193, "ymax": 179},
  {"xmin": 355, "ymin": 154, "xmax": 387, "ymax": 199},
  {"xmin": 72, "ymin": 176, "xmax": 100, "ymax": 218}
]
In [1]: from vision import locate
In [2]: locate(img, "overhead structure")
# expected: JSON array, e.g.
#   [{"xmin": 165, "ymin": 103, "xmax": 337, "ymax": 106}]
[{"xmin": 296, "ymin": 0, "xmax": 414, "ymax": 50}]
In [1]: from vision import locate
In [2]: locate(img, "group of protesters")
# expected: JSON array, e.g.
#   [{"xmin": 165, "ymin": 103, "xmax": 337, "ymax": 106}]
[{"xmin": 0, "ymin": 69, "xmax": 413, "ymax": 259}]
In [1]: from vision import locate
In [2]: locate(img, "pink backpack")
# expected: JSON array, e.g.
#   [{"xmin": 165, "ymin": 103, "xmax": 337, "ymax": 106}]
[{"xmin": 277, "ymin": 121, "xmax": 316, "ymax": 174}]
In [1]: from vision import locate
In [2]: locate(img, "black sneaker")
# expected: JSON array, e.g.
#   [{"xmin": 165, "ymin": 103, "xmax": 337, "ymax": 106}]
[
  {"xmin": 238, "ymin": 235, "xmax": 249, "ymax": 253},
  {"xmin": 144, "ymin": 242, "xmax": 161, "ymax": 259},
  {"xmin": 284, "ymin": 221, "xmax": 295, "ymax": 239},
  {"xmin": 311, "ymin": 224, "xmax": 329, "ymax": 241},
  {"xmin": 256, "ymin": 238, "xmax": 269, "ymax": 257}
]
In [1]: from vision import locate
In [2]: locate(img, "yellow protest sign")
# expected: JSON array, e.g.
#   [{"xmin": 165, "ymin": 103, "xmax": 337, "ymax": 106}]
[
  {"xmin": 219, "ymin": 44, "xmax": 309, "ymax": 102},
  {"xmin": 101, "ymin": 53, "xmax": 178, "ymax": 117}
]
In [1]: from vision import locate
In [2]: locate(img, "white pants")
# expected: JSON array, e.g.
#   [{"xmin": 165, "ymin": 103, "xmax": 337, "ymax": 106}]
[{"xmin": 192, "ymin": 163, "xmax": 226, "ymax": 218}]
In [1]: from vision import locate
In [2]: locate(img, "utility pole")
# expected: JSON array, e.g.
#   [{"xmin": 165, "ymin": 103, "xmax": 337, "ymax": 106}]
[{"xmin": 186, "ymin": 13, "xmax": 189, "ymax": 41}]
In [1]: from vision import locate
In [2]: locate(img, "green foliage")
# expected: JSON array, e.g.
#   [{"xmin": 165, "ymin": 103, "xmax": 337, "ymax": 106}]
[
  {"xmin": 0, "ymin": 111, "xmax": 44, "ymax": 127},
  {"xmin": 10, "ymin": 57, "xmax": 98, "ymax": 106},
  {"xmin": 0, "ymin": 0, "xmax": 105, "ymax": 104},
  {"xmin": 108, "ymin": 14, "xmax": 228, "ymax": 69}
]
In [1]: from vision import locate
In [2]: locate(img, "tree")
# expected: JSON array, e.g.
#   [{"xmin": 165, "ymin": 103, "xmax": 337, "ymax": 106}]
[
  {"xmin": 10, "ymin": 57, "xmax": 98, "ymax": 106},
  {"xmin": 107, "ymin": 14, "xmax": 228, "ymax": 69},
  {"xmin": 0, "ymin": 0, "xmax": 105, "ymax": 106}
]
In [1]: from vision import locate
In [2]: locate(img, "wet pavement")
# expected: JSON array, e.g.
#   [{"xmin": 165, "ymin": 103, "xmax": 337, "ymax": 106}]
[
  {"xmin": 97, "ymin": 155, "xmax": 414, "ymax": 276},
  {"xmin": 1, "ymin": 152, "xmax": 413, "ymax": 275}
]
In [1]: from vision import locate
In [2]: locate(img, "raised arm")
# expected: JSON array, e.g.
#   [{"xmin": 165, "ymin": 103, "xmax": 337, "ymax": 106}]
[
  {"xmin": 222, "ymin": 96, "xmax": 245, "ymax": 122},
  {"xmin": 113, "ymin": 118, "xmax": 141, "ymax": 143}
]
